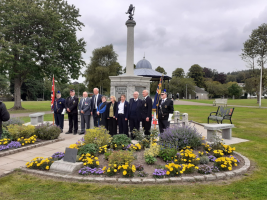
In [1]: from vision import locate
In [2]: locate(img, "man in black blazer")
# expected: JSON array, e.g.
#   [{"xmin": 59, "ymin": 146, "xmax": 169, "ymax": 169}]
[
  {"xmin": 91, "ymin": 88, "xmax": 102, "ymax": 127},
  {"xmin": 128, "ymin": 91, "xmax": 142, "ymax": 139},
  {"xmin": 158, "ymin": 90, "xmax": 174, "ymax": 133},
  {"xmin": 141, "ymin": 90, "xmax": 152, "ymax": 136},
  {"xmin": 65, "ymin": 89, "xmax": 79, "ymax": 135}
]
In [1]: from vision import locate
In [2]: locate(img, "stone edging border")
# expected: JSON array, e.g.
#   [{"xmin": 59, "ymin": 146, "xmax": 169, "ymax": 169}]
[
  {"xmin": 17, "ymin": 151, "xmax": 250, "ymax": 184},
  {"xmin": 0, "ymin": 138, "xmax": 65, "ymax": 157}
]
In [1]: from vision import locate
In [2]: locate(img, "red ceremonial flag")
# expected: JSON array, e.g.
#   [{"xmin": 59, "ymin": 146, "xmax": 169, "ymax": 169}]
[{"xmin": 51, "ymin": 76, "xmax": 55, "ymax": 111}]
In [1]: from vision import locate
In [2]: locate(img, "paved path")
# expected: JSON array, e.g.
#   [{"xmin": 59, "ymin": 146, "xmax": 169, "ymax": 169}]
[{"xmin": 0, "ymin": 120, "xmax": 249, "ymax": 177}]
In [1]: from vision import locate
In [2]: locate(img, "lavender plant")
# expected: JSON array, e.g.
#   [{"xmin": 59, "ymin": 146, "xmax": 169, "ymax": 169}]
[
  {"xmin": 0, "ymin": 141, "xmax": 21, "ymax": 151},
  {"xmin": 34, "ymin": 123, "xmax": 61, "ymax": 140},
  {"xmin": 2, "ymin": 117, "xmax": 24, "ymax": 128},
  {"xmin": 78, "ymin": 167, "xmax": 104, "ymax": 175},
  {"xmin": 153, "ymin": 169, "xmax": 167, "ymax": 178},
  {"xmin": 159, "ymin": 125, "xmax": 202, "ymax": 150}
]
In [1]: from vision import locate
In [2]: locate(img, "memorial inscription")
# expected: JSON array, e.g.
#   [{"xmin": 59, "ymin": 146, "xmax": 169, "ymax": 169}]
[{"xmin": 63, "ymin": 148, "xmax": 78, "ymax": 163}]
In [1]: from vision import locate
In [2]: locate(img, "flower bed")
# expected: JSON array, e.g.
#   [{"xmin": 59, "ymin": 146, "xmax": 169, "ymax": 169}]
[{"xmin": 24, "ymin": 125, "xmax": 246, "ymax": 180}]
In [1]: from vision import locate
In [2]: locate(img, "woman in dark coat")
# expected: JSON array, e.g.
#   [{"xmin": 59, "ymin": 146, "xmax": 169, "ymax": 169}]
[
  {"xmin": 115, "ymin": 94, "xmax": 129, "ymax": 136},
  {"xmin": 106, "ymin": 95, "xmax": 118, "ymax": 136},
  {"xmin": 97, "ymin": 96, "xmax": 107, "ymax": 129}
]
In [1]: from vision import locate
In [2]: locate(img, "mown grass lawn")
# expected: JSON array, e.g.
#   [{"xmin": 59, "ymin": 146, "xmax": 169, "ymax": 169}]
[
  {"xmin": 4, "ymin": 101, "xmax": 51, "ymax": 113},
  {"xmin": 182, "ymin": 99, "xmax": 267, "ymax": 107},
  {"xmin": 0, "ymin": 105, "xmax": 267, "ymax": 199}
]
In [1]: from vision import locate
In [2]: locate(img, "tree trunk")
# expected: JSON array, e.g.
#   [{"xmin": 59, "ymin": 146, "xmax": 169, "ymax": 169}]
[{"xmin": 12, "ymin": 77, "xmax": 24, "ymax": 110}]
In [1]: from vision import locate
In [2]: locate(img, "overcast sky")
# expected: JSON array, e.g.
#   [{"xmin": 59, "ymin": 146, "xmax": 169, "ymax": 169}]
[{"xmin": 66, "ymin": 0, "xmax": 267, "ymax": 82}]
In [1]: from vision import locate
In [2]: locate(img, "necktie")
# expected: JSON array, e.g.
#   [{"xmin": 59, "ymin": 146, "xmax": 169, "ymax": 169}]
[
  {"xmin": 162, "ymin": 99, "xmax": 164, "ymax": 105},
  {"xmin": 95, "ymin": 95, "xmax": 97, "ymax": 109}
]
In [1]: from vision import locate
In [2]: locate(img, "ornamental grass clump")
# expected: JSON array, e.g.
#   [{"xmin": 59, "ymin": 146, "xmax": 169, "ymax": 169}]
[
  {"xmin": 214, "ymin": 156, "xmax": 239, "ymax": 171},
  {"xmin": 199, "ymin": 156, "xmax": 209, "ymax": 164},
  {"xmin": 108, "ymin": 150, "xmax": 135, "ymax": 165},
  {"xmin": 84, "ymin": 127, "xmax": 111, "ymax": 147},
  {"xmin": 165, "ymin": 163, "xmax": 184, "ymax": 177},
  {"xmin": 79, "ymin": 167, "xmax": 104, "ymax": 175},
  {"xmin": 159, "ymin": 125, "xmax": 202, "ymax": 150},
  {"xmin": 153, "ymin": 169, "xmax": 167, "ymax": 178},
  {"xmin": 26, "ymin": 157, "xmax": 54, "ymax": 170}
]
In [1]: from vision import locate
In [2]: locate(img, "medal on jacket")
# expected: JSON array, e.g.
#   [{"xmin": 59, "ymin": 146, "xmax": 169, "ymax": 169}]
[
  {"xmin": 144, "ymin": 103, "xmax": 146, "ymax": 107},
  {"xmin": 165, "ymin": 105, "xmax": 167, "ymax": 108},
  {"xmin": 59, "ymin": 102, "xmax": 61, "ymax": 104},
  {"xmin": 73, "ymin": 101, "xmax": 75, "ymax": 104},
  {"xmin": 125, "ymin": 105, "xmax": 127, "ymax": 107}
]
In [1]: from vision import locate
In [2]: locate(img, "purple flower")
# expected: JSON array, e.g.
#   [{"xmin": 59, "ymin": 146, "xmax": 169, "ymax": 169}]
[
  {"xmin": 51, "ymin": 152, "xmax": 65, "ymax": 160},
  {"xmin": 0, "ymin": 141, "xmax": 21, "ymax": 151}
]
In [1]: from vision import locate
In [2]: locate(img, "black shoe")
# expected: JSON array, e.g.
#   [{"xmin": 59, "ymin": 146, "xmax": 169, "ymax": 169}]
[
  {"xmin": 65, "ymin": 131, "xmax": 72, "ymax": 134},
  {"xmin": 79, "ymin": 132, "xmax": 85, "ymax": 135},
  {"xmin": 73, "ymin": 132, "xmax": 77, "ymax": 135}
]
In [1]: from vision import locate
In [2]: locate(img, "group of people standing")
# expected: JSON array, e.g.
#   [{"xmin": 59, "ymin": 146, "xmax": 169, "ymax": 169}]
[{"xmin": 53, "ymin": 87, "xmax": 174, "ymax": 138}]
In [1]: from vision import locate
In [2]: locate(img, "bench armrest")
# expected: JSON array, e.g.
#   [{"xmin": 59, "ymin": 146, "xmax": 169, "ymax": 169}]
[{"xmin": 209, "ymin": 112, "xmax": 217, "ymax": 116}]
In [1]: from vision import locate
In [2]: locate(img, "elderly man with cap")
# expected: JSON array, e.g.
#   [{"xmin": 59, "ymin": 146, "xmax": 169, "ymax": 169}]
[
  {"xmin": 54, "ymin": 91, "xmax": 65, "ymax": 132},
  {"xmin": 157, "ymin": 89, "xmax": 174, "ymax": 133},
  {"xmin": 78, "ymin": 91, "xmax": 91, "ymax": 135},
  {"xmin": 65, "ymin": 89, "xmax": 79, "ymax": 135}
]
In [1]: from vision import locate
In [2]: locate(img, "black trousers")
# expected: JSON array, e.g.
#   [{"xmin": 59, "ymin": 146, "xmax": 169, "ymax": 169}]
[
  {"xmin": 68, "ymin": 113, "xmax": 78, "ymax": 133},
  {"xmin": 93, "ymin": 109, "xmax": 98, "ymax": 127},
  {"xmin": 159, "ymin": 119, "xmax": 170, "ymax": 133},
  {"xmin": 55, "ymin": 113, "xmax": 64, "ymax": 130},
  {"xmin": 108, "ymin": 117, "xmax": 117, "ymax": 136},
  {"xmin": 142, "ymin": 118, "xmax": 151, "ymax": 135},
  {"xmin": 129, "ymin": 117, "xmax": 140, "ymax": 131},
  {"xmin": 118, "ymin": 114, "xmax": 128, "ymax": 136}
]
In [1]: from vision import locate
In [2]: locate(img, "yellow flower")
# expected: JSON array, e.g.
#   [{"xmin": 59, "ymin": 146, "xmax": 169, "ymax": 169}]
[
  {"xmin": 107, "ymin": 169, "xmax": 110, "ymax": 173},
  {"xmin": 22, "ymin": 143, "xmax": 24, "ymax": 146},
  {"xmin": 46, "ymin": 166, "xmax": 49, "ymax": 170},
  {"xmin": 123, "ymin": 170, "xmax": 127, "ymax": 175},
  {"xmin": 96, "ymin": 161, "xmax": 99, "ymax": 165},
  {"xmin": 95, "ymin": 157, "xmax": 98, "ymax": 160},
  {"xmin": 195, "ymin": 167, "xmax": 199, "ymax": 169},
  {"xmin": 166, "ymin": 171, "xmax": 170, "ymax": 175}
]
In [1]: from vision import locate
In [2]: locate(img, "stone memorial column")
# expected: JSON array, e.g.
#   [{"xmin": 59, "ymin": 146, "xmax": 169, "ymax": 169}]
[{"xmin": 125, "ymin": 20, "xmax": 136, "ymax": 76}]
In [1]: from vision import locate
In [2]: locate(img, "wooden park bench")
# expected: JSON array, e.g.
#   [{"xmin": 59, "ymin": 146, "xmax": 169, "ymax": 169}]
[
  {"xmin": 208, "ymin": 106, "xmax": 234, "ymax": 124},
  {"xmin": 204, "ymin": 124, "xmax": 235, "ymax": 141},
  {"xmin": 29, "ymin": 112, "xmax": 45, "ymax": 125},
  {"xmin": 213, "ymin": 99, "xmax": 227, "ymax": 107}
]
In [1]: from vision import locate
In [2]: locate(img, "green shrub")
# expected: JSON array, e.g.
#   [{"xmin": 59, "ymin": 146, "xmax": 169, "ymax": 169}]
[
  {"xmin": 108, "ymin": 150, "xmax": 135, "ymax": 165},
  {"xmin": 77, "ymin": 143, "xmax": 98, "ymax": 156},
  {"xmin": 84, "ymin": 127, "xmax": 111, "ymax": 147},
  {"xmin": 2, "ymin": 117, "xmax": 24, "ymax": 129},
  {"xmin": 199, "ymin": 156, "xmax": 209, "ymax": 164},
  {"xmin": 158, "ymin": 147, "xmax": 177, "ymax": 162},
  {"xmin": 110, "ymin": 134, "xmax": 131, "ymax": 149},
  {"xmin": 1, "ymin": 128, "xmax": 11, "ymax": 139},
  {"xmin": 144, "ymin": 143, "xmax": 160, "ymax": 158},
  {"xmin": 34, "ymin": 123, "xmax": 61, "ymax": 140},
  {"xmin": 7, "ymin": 124, "xmax": 35, "ymax": 141},
  {"xmin": 145, "ymin": 155, "xmax": 157, "ymax": 165}
]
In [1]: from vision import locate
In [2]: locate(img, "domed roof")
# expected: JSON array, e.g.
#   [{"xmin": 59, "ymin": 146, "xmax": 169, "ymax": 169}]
[{"xmin": 136, "ymin": 57, "xmax": 152, "ymax": 69}]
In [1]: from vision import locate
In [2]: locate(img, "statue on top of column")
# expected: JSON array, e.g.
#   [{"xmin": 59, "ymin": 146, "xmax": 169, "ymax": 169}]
[{"xmin": 125, "ymin": 4, "xmax": 135, "ymax": 20}]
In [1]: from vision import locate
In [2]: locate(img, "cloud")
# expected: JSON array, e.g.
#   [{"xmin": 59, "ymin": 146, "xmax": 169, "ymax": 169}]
[{"xmin": 66, "ymin": 0, "xmax": 267, "ymax": 83}]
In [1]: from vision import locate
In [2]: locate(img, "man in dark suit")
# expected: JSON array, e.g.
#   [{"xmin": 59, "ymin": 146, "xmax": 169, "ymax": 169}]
[
  {"xmin": 54, "ymin": 91, "xmax": 65, "ymax": 132},
  {"xmin": 65, "ymin": 89, "xmax": 79, "ymax": 135},
  {"xmin": 128, "ymin": 91, "xmax": 142, "ymax": 139},
  {"xmin": 78, "ymin": 91, "xmax": 91, "ymax": 135},
  {"xmin": 91, "ymin": 88, "xmax": 102, "ymax": 127},
  {"xmin": 141, "ymin": 90, "xmax": 152, "ymax": 136},
  {"xmin": 0, "ymin": 101, "xmax": 10, "ymax": 139},
  {"xmin": 115, "ymin": 94, "xmax": 129, "ymax": 136},
  {"xmin": 158, "ymin": 89, "xmax": 174, "ymax": 133}
]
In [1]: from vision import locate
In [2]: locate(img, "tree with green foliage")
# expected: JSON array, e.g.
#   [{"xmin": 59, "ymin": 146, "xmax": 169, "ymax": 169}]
[
  {"xmin": 188, "ymin": 64, "xmax": 205, "ymax": 88},
  {"xmin": 155, "ymin": 66, "xmax": 167, "ymax": 75},
  {"xmin": 244, "ymin": 77, "xmax": 257, "ymax": 98},
  {"xmin": 0, "ymin": 0, "xmax": 86, "ymax": 109},
  {"xmin": 169, "ymin": 77, "xmax": 195, "ymax": 99},
  {"xmin": 172, "ymin": 68, "xmax": 185, "ymax": 78},
  {"xmin": 228, "ymin": 83, "xmax": 243, "ymax": 99},
  {"xmin": 85, "ymin": 44, "xmax": 122, "ymax": 94},
  {"xmin": 0, "ymin": 75, "xmax": 9, "ymax": 96}
]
